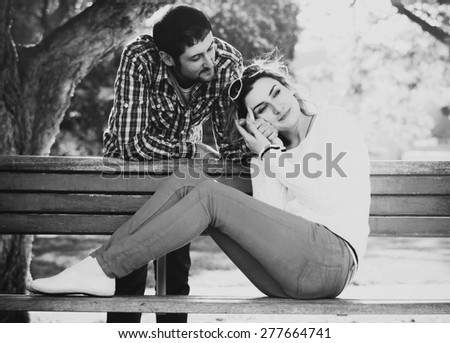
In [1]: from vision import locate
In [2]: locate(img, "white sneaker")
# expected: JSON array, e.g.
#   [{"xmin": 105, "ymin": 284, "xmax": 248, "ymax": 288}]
[{"xmin": 27, "ymin": 257, "xmax": 115, "ymax": 297}]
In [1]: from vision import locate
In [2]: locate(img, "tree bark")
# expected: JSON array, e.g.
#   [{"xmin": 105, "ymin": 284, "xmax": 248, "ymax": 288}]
[
  {"xmin": 0, "ymin": 0, "xmax": 174, "ymax": 322},
  {"xmin": 0, "ymin": 0, "xmax": 32, "ymax": 323},
  {"xmin": 0, "ymin": 0, "xmax": 23, "ymax": 155}
]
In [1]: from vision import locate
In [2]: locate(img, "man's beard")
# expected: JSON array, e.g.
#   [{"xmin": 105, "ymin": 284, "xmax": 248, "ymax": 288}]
[{"xmin": 197, "ymin": 67, "xmax": 215, "ymax": 83}]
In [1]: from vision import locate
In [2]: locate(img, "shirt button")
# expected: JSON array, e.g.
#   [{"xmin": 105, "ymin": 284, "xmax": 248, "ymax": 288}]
[{"xmin": 124, "ymin": 103, "xmax": 129, "ymax": 108}]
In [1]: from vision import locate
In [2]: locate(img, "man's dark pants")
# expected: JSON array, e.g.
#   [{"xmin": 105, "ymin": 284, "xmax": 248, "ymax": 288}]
[{"xmin": 106, "ymin": 244, "xmax": 191, "ymax": 323}]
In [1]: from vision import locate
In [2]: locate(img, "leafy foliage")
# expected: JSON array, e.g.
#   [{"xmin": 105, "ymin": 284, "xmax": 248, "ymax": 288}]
[{"xmin": 192, "ymin": 0, "xmax": 300, "ymax": 60}]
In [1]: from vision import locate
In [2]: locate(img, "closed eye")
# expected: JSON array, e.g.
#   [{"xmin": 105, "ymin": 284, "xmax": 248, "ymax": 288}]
[{"xmin": 255, "ymin": 103, "xmax": 268, "ymax": 115}]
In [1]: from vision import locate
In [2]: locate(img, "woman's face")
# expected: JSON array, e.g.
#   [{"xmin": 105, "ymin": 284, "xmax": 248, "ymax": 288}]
[{"xmin": 244, "ymin": 77, "xmax": 300, "ymax": 134}]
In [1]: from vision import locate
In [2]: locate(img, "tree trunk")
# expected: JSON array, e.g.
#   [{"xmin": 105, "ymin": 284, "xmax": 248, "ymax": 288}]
[
  {"xmin": 0, "ymin": 0, "xmax": 32, "ymax": 323},
  {"xmin": 0, "ymin": 0, "xmax": 23, "ymax": 155},
  {"xmin": 0, "ymin": 0, "xmax": 174, "ymax": 322}
]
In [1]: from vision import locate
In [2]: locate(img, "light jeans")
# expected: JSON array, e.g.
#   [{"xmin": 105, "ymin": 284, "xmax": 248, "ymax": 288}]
[{"xmin": 92, "ymin": 166, "xmax": 354, "ymax": 299}]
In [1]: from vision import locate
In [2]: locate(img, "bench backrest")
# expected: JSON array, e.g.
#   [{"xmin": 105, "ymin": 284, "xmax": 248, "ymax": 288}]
[{"xmin": 0, "ymin": 156, "xmax": 449, "ymax": 237}]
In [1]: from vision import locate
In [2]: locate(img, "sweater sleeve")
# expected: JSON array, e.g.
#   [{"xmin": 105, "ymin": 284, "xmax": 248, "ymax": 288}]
[{"xmin": 250, "ymin": 158, "xmax": 288, "ymax": 210}]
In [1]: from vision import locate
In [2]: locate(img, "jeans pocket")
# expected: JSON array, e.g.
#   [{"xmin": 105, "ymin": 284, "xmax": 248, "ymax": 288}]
[{"xmin": 296, "ymin": 261, "xmax": 344, "ymax": 299}]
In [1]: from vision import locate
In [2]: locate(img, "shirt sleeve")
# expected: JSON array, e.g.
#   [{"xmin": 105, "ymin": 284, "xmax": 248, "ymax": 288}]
[
  {"xmin": 129, "ymin": 125, "xmax": 196, "ymax": 159},
  {"xmin": 111, "ymin": 50, "xmax": 196, "ymax": 160}
]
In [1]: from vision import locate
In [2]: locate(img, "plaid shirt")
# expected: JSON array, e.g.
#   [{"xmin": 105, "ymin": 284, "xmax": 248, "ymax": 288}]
[{"xmin": 103, "ymin": 35, "xmax": 243, "ymax": 160}]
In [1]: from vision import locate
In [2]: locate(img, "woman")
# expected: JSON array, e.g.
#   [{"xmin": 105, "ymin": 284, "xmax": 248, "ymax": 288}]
[{"xmin": 27, "ymin": 58, "xmax": 370, "ymax": 300}]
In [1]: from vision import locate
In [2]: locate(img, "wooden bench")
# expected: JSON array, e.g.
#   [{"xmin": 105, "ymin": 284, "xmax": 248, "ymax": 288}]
[{"xmin": 0, "ymin": 155, "xmax": 449, "ymax": 317}]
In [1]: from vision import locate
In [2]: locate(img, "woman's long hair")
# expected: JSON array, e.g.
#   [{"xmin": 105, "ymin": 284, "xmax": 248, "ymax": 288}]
[{"xmin": 225, "ymin": 54, "xmax": 317, "ymax": 147}]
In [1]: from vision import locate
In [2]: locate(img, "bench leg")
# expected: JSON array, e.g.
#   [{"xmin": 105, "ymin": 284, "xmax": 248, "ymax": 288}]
[
  {"xmin": 156, "ymin": 256, "xmax": 167, "ymax": 295},
  {"xmin": 155, "ymin": 256, "xmax": 167, "ymax": 316}
]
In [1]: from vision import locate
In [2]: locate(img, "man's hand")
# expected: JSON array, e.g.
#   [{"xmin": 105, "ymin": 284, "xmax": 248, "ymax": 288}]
[{"xmin": 194, "ymin": 143, "xmax": 221, "ymax": 159}]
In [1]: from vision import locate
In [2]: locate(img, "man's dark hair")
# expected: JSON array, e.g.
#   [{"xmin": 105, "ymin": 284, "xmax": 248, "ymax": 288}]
[{"xmin": 153, "ymin": 5, "xmax": 212, "ymax": 60}]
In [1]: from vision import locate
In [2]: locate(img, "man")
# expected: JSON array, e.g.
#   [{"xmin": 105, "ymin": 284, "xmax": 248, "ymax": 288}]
[{"xmin": 103, "ymin": 5, "xmax": 243, "ymax": 323}]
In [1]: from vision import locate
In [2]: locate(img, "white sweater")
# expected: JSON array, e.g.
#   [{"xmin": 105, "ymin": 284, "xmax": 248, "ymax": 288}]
[{"xmin": 251, "ymin": 106, "xmax": 371, "ymax": 261}]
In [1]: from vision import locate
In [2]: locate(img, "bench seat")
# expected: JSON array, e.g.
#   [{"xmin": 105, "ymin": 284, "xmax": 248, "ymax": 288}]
[{"xmin": 1, "ymin": 295, "xmax": 450, "ymax": 315}]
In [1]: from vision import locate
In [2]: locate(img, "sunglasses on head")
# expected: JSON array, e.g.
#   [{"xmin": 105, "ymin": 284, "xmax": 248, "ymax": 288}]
[{"xmin": 228, "ymin": 64, "xmax": 264, "ymax": 102}]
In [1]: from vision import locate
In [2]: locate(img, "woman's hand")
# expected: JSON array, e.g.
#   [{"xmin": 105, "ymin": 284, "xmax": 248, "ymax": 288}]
[
  {"xmin": 253, "ymin": 118, "xmax": 284, "ymax": 146},
  {"xmin": 254, "ymin": 118, "xmax": 277, "ymax": 141},
  {"xmin": 235, "ymin": 107, "xmax": 271, "ymax": 155}
]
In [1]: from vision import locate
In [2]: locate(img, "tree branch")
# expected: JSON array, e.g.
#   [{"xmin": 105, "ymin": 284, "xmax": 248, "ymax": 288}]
[
  {"xmin": 45, "ymin": 0, "xmax": 70, "ymax": 35},
  {"xmin": 391, "ymin": 0, "xmax": 450, "ymax": 46}
]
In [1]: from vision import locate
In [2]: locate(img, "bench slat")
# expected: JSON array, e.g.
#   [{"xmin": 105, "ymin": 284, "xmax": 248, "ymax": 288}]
[
  {"xmin": 2, "ymin": 173, "xmax": 449, "ymax": 196},
  {"xmin": 1, "ymin": 213, "xmax": 449, "ymax": 236},
  {"xmin": 0, "ymin": 193, "xmax": 150, "ymax": 214},
  {"xmin": 1, "ymin": 156, "xmax": 450, "ymax": 175},
  {"xmin": 371, "ymin": 176, "xmax": 450, "ymax": 195},
  {"xmin": 370, "ymin": 160, "xmax": 450, "ymax": 175},
  {"xmin": 0, "ymin": 172, "xmax": 252, "ymax": 194},
  {"xmin": 0, "ymin": 156, "xmax": 249, "ymax": 174},
  {"xmin": 0, "ymin": 295, "xmax": 449, "ymax": 315},
  {"xmin": 2, "ymin": 193, "xmax": 450, "ymax": 216},
  {"xmin": 370, "ymin": 195, "xmax": 450, "ymax": 216},
  {"xmin": 369, "ymin": 216, "xmax": 450, "ymax": 236}
]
